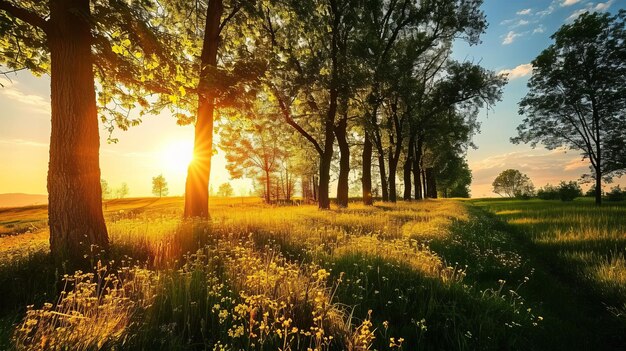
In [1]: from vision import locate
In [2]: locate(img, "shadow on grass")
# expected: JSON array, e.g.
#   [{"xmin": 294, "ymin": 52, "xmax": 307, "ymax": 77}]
[
  {"xmin": 463, "ymin": 202, "xmax": 626, "ymax": 350},
  {"xmin": 328, "ymin": 253, "xmax": 536, "ymax": 351}
]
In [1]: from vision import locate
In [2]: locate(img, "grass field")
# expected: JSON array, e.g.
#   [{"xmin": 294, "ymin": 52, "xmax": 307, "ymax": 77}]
[{"xmin": 0, "ymin": 197, "xmax": 625, "ymax": 350}]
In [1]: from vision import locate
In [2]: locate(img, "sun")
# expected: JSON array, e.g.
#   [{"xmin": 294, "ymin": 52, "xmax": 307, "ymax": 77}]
[{"xmin": 160, "ymin": 140, "xmax": 194, "ymax": 175}]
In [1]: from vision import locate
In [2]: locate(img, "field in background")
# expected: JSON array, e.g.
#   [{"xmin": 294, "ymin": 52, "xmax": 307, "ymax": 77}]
[{"xmin": 0, "ymin": 197, "xmax": 625, "ymax": 350}]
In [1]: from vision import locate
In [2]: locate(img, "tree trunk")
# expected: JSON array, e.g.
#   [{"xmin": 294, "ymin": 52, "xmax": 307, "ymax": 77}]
[
  {"xmin": 403, "ymin": 135, "xmax": 415, "ymax": 200},
  {"xmin": 183, "ymin": 0, "xmax": 223, "ymax": 219},
  {"xmin": 47, "ymin": 0, "xmax": 108, "ymax": 263},
  {"xmin": 318, "ymin": 98, "xmax": 335, "ymax": 209},
  {"xmin": 265, "ymin": 169, "xmax": 271, "ymax": 204},
  {"xmin": 388, "ymin": 145, "xmax": 399, "ymax": 203},
  {"xmin": 421, "ymin": 168, "xmax": 427, "ymax": 198},
  {"xmin": 318, "ymin": 149, "xmax": 333, "ymax": 209},
  {"xmin": 362, "ymin": 134, "xmax": 373, "ymax": 205},
  {"xmin": 335, "ymin": 117, "xmax": 350, "ymax": 207},
  {"xmin": 413, "ymin": 137, "xmax": 423, "ymax": 200},
  {"xmin": 425, "ymin": 167, "xmax": 437, "ymax": 198},
  {"xmin": 595, "ymin": 166, "xmax": 602, "ymax": 206}
]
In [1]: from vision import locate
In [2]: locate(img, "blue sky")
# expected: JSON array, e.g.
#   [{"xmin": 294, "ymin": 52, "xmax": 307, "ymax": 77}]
[
  {"xmin": 454, "ymin": 0, "xmax": 624, "ymax": 196},
  {"xmin": 0, "ymin": 0, "xmax": 624, "ymax": 198}
]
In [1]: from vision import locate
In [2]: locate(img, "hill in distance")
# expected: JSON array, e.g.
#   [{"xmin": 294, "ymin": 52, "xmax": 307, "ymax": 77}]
[{"xmin": 0, "ymin": 193, "xmax": 47, "ymax": 208}]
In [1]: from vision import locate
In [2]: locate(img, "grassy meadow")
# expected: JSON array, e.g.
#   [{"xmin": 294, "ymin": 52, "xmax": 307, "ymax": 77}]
[{"xmin": 0, "ymin": 197, "xmax": 625, "ymax": 350}]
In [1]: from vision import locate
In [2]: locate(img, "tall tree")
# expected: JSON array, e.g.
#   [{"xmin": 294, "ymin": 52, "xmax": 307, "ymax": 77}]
[
  {"xmin": 0, "ymin": 0, "xmax": 180, "ymax": 263},
  {"xmin": 513, "ymin": 11, "xmax": 626, "ymax": 206},
  {"xmin": 356, "ymin": 0, "xmax": 488, "ymax": 204},
  {"xmin": 183, "ymin": 0, "xmax": 224, "ymax": 218},
  {"xmin": 152, "ymin": 0, "xmax": 260, "ymax": 218},
  {"xmin": 260, "ymin": 0, "xmax": 357, "ymax": 209},
  {"xmin": 0, "ymin": 0, "xmax": 108, "ymax": 262}
]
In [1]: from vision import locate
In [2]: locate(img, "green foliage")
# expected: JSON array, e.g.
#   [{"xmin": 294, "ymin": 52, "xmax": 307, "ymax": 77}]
[
  {"xmin": 537, "ymin": 184, "xmax": 559, "ymax": 200},
  {"xmin": 115, "ymin": 182, "xmax": 129, "ymax": 199},
  {"xmin": 492, "ymin": 169, "xmax": 534, "ymax": 198},
  {"xmin": 514, "ymin": 10, "xmax": 626, "ymax": 189},
  {"xmin": 606, "ymin": 185, "xmax": 625, "ymax": 202},
  {"xmin": 217, "ymin": 182, "xmax": 233, "ymax": 197},
  {"xmin": 557, "ymin": 181, "xmax": 582, "ymax": 202},
  {"xmin": 151, "ymin": 174, "xmax": 168, "ymax": 197},
  {"xmin": 101, "ymin": 179, "xmax": 112, "ymax": 200}
]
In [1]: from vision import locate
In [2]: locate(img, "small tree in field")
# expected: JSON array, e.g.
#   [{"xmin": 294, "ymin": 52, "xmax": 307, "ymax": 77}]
[
  {"xmin": 217, "ymin": 183, "xmax": 234, "ymax": 197},
  {"xmin": 115, "ymin": 183, "xmax": 129, "ymax": 199},
  {"xmin": 152, "ymin": 175, "xmax": 169, "ymax": 198},
  {"xmin": 100, "ymin": 179, "xmax": 112, "ymax": 200},
  {"xmin": 493, "ymin": 169, "xmax": 534, "ymax": 198}
]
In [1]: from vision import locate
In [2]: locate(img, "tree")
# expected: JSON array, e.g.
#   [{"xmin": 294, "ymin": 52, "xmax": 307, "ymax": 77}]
[
  {"xmin": 115, "ymin": 182, "xmax": 129, "ymax": 199},
  {"xmin": 152, "ymin": 174, "xmax": 168, "ymax": 198},
  {"xmin": 217, "ymin": 183, "xmax": 234, "ymax": 197},
  {"xmin": 513, "ymin": 11, "xmax": 626, "ymax": 206},
  {"xmin": 101, "ymin": 179, "xmax": 112, "ymax": 200},
  {"xmin": 166, "ymin": 0, "xmax": 260, "ymax": 219},
  {"xmin": 492, "ymin": 169, "xmax": 534, "ymax": 198},
  {"xmin": 219, "ymin": 104, "xmax": 287, "ymax": 204},
  {"xmin": 0, "ymin": 0, "xmax": 109, "ymax": 262},
  {"xmin": 557, "ymin": 181, "xmax": 582, "ymax": 202},
  {"xmin": 0, "ymin": 0, "xmax": 179, "ymax": 263}
]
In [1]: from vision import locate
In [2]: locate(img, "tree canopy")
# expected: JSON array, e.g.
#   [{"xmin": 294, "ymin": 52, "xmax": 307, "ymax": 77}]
[{"xmin": 513, "ymin": 10, "xmax": 626, "ymax": 205}]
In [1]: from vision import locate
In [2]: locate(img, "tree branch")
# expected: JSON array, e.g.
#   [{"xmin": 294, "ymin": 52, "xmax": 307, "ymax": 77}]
[{"xmin": 0, "ymin": 0, "xmax": 48, "ymax": 32}]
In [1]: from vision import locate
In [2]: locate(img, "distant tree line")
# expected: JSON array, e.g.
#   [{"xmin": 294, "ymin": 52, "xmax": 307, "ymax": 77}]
[{"xmin": 492, "ymin": 168, "xmax": 626, "ymax": 202}]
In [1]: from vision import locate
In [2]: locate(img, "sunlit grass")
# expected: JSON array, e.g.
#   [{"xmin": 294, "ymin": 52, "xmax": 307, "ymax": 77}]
[{"xmin": 2, "ymin": 198, "xmax": 544, "ymax": 350}]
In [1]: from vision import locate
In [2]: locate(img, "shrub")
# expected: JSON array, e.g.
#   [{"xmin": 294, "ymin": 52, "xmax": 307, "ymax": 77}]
[
  {"xmin": 537, "ymin": 184, "xmax": 559, "ymax": 200},
  {"xmin": 606, "ymin": 186, "xmax": 625, "ymax": 202},
  {"xmin": 557, "ymin": 181, "xmax": 582, "ymax": 201}
]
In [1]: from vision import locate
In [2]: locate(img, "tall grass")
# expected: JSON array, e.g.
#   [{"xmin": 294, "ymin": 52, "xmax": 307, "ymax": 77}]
[{"xmin": 3, "ymin": 199, "xmax": 542, "ymax": 350}]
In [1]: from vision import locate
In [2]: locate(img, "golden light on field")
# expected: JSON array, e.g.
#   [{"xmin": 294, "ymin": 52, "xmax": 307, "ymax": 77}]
[{"xmin": 160, "ymin": 140, "xmax": 194, "ymax": 175}]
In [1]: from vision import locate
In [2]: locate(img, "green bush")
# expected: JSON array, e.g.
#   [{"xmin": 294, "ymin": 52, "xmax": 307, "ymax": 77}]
[
  {"xmin": 557, "ymin": 181, "xmax": 582, "ymax": 201},
  {"xmin": 606, "ymin": 186, "xmax": 625, "ymax": 202},
  {"xmin": 537, "ymin": 184, "xmax": 559, "ymax": 200}
]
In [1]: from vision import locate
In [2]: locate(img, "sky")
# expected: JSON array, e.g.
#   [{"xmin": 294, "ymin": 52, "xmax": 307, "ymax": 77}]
[{"xmin": 0, "ymin": 0, "xmax": 624, "ymax": 198}]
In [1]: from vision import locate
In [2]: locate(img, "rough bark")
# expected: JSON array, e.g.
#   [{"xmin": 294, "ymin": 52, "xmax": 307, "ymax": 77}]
[
  {"xmin": 47, "ymin": 0, "xmax": 109, "ymax": 262},
  {"xmin": 387, "ymin": 105, "xmax": 403, "ymax": 203},
  {"xmin": 184, "ymin": 0, "xmax": 223, "ymax": 219},
  {"xmin": 403, "ymin": 135, "xmax": 415, "ymax": 200},
  {"xmin": 425, "ymin": 167, "xmax": 437, "ymax": 198},
  {"xmin": 413, "ymin": 136, "xmax": 423, "ymax": 200},
  {"xmin": 318, "ymin": 137, "xmax": 334, "ymax": 209},
  {"xmin": 362, "ymin": 134, "xmax": 373, "ymax": 205},
  {"xmin": 377, "ymin": 149, "xmax": 389, "ymax": 201},
  {"xmin": 335, "ymin": 116, "xmax": 350, "ymax": 207}
]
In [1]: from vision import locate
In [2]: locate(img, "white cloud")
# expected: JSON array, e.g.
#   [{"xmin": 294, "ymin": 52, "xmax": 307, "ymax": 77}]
[
  {"xmin": 514, "ymin": 19, "xmax": 530, "ymax": 27},
  {"xmin": 0, "ymin": 78, "xmax": 50, "ymax": 115},
  {"xmin": 498, "ymin": 63, "xmax": 533, "ymax": 80},
  {"xmin": 517, "ymin": 8, "xmax": 532, "ymax": 15},
  {"xmin": 561, "ymin": 0, "xmax": 581, "ymax": 6},
  {"xmin": 567, "ymin": 0, "xmax": 614, "ymax": 21},
  {"xmin": 533, "ymin": 25, "xmax": 546, "ymax": 34},
  {"xmin": 594, "ymin": 0, "xmax": 614, "ymax": 11},
  {"xmin": 502, "ymin": 31, "xmax": 522, "ymax": 45}
]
